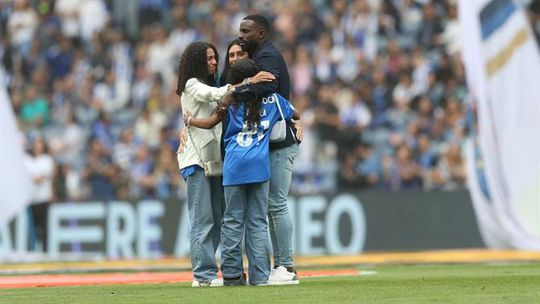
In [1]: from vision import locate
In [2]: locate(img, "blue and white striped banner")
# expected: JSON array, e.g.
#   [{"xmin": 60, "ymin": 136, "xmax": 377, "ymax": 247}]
[
  {"xmin": 460, "ymin": 0, "xmax": 540, "ymax": 250},
  {"xmin": 0, "ymin": 68, "xmax": 32, "ymax": 246}
]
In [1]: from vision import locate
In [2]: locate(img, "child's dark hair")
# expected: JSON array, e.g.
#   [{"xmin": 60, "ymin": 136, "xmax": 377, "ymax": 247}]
[
  {"xmin": 176, "ymin": 41, "xmax": 219, "ymax": 96},
  {"xmin": 227, "ymin": 59, "xmax": 261, "ymax": 128}
]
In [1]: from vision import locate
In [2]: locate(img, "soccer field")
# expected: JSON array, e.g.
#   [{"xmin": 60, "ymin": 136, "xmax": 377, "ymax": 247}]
[{"xmin": 1, "ymin": 263, "xmax": 539, "ymax": 304}]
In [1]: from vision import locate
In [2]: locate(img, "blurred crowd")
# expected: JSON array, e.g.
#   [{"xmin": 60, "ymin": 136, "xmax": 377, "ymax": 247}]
[{"xmin": 2, "ymin": 0, "xmax": 540, "ymax": 202}]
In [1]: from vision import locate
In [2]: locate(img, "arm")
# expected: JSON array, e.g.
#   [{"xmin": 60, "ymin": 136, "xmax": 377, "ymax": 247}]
[
  {"xmin": 233, "ymin": 71, "xmax": 275, "ymax": 87},
  {"xmin": 235, "ymin": 51, "xmax": 281, "ymax": 99},
  {"xmin": 185, "ymin": 78, "xmax": 233, "ymax": 103},
  {"xmin": 184, "ymin": 111, "xmax": 221, "ymax": 130}
]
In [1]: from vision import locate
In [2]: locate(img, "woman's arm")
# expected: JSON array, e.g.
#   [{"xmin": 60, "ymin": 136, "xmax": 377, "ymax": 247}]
[
  {"xmin": 230, "ymin": 71, "xmax": 275, "ymax": 90},
  {"xmin": 237, "ymin": 71, "xmax": 275, "ymax": 86},
  {"xmin": 184, "ymin": 111, "xmax": 221, "ymax": 129},
  {"xmin": 185, "ymin": 78, "xmax": 234, "ymax": 102}
]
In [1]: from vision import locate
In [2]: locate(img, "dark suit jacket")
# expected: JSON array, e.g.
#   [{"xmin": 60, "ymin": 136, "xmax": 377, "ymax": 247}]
[{"xmin": 235, "ymin": 39, "xmax": 297, "ymax": 149}]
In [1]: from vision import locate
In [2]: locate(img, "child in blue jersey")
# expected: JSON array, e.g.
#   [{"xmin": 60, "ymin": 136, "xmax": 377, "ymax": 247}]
[{"xmin": 184, "ymin": 59, "xmax": 299, "ymax": 286}]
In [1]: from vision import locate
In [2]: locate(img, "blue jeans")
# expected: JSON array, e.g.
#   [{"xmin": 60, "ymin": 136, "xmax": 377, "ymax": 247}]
[
  {"xmin": 222, "ymin": 182, "xmax": 271, "ymax": 285},
  {"xmin": 268, "ymin": 144, "xmax": 298, "ymax": 267},
  {"xmin": 186, "ymin": 170, "xmax": 224, "ymax": 282}
]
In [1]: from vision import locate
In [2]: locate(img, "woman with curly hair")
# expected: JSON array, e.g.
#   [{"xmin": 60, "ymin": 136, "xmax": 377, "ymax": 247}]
[
  {"xmin": 176, "ymin": 41, "xmax": 234, "ymax": 288},
  {"xmin": 184, "ymin": 58, "xmax": 300, "ymax": 286}
]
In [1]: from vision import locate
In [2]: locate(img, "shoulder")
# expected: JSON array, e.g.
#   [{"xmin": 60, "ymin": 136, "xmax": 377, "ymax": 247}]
[
  {"xmin": 255, "ymin": 41, "xmax": 280, "ymax": 58},
  {"xmin": 274, "ymin": 93, "xmax": 289, "ymax": 103},
  {"xmin": 186, "ymin": 78, "xmax": 200, "ymax": 86}
]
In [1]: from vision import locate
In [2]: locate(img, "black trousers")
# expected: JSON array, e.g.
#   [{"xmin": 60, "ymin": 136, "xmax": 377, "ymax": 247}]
[{"xmin": 30, "ymin": 202, "xmax": 49, "ymax": 251}]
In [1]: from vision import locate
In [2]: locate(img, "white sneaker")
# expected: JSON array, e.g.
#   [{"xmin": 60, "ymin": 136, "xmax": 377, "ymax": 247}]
[
  {"xmin": 191, "ymin": 278, "xmax": 224, "ymax": 287},
  {"xmin": 268, "ymin": 266, "xmax": 300, "ymax": 285}
]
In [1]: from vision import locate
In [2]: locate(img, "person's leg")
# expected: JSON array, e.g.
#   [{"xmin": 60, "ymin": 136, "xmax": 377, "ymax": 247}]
[
  {"xmin": 30, "ymin": 202, "xmax": 48, "ymax": 252},
  {"xmin": 221, "ymin": 185, "xmax": 247, "ymax": 284},
  {"xmin": 27, "ymin": 206, "xmax": 36, "ymax": 251},
  {"xmin": 186, "ymin": 170, "xmax": 220, "ymax": 282},
  {"xmin": 245, "ymin": 181, "xmax": 271, "ymax": 285},
  {"xmin": 209, "ymin": 176, "xmax": 225, "ymax": 254},
  {"xmin": 268, "ymin": 144, "xmax": 298, "ymax": 267},
  {"xmin": 40, "ymin": 202, "xmax": 49, "ymax": 251}
]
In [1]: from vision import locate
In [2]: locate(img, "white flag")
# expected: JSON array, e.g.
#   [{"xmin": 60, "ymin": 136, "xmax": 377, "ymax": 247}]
[
  {"xmin": 0, "ymin": 69, "xmax": 32, "ymax": 230},
  {"xmin": 459, "ymin": 0, "xmax": 540, "ymax": 250}
]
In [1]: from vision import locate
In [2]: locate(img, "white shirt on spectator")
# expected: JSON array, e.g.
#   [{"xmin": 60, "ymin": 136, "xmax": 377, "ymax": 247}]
[
  {"xmin": 7, "ymin": 6, "xmax": 37, "ymax": 46},
  {"xmin": 55, "ymin": 0, "xmax": 82, "ymax": 38},
  {"xmin": 134, "ymin": 110, "xmax": 167, "ymax": 149},
  {"xmin": 340, "ymin": 100, "xmax": 372, "ymax": 129},
  {"xmin": 80, "ymin": 0, "xmax": 109, "ymax": 42},
  {"xmin": 442, "ymin": 18, "xmax": 461, "ymax": 55},
  {"xmin": 169, "ymin": 27, "xmax": 197, "ymax": 59},
  {"xmin": 147, "ymin": 39, "xmax": 176, "ymax": 90},
  {"xmin": 393, "ymin": 81, "xmax": 416, "ymax": 107},
  {"xmin": 25, "ymin": 154, "xmax": 55, "ymax": 204},
  {"xmin": 93, "ymin": 77, "xmax": 130, "ymax": 114},
  {"xmin": 413, "ymin": 56, "xmax": 431, "ymax": 96}
]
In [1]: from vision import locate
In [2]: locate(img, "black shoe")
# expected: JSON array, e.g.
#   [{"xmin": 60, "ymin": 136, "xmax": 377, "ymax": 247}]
[{"xmin": 223, "ymin": 273, "xmax": 246, "ymax": 286}]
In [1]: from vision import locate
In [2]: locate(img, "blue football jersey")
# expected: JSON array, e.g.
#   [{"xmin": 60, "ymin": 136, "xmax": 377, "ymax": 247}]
[{"xmin": 223, "ymin": 93, "xmax": 295, "ymax": 186}]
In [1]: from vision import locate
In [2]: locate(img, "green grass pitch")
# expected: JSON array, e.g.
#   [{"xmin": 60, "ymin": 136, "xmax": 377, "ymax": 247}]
[{"xmin": 1, "ymin": 263, "xmax": 539, "ymax": 304}]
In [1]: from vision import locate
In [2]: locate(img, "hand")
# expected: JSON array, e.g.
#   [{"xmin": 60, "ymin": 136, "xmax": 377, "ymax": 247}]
[
  {"xmin": 292, "ymin": 120, "xmax": 303, "ymax": 142},
  {"xmin": 215, "ymin": 102, "xmax": 229, "ymax": 119},
  {"xmin": 249, "ymin": 71, "xmax": 275, "ymax": 84},
  {"xmin": 183, "ymin": 111, "xmax": 193, "ymax": 126},
  {"xmin": 177, "ymin": 128, "xmax": 187, "ymax": 154}
]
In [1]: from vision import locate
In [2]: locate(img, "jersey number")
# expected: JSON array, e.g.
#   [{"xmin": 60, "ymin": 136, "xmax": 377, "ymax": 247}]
[{"xmin": 236, "ymin": 120, "xmax": 270, "ymax": 147}]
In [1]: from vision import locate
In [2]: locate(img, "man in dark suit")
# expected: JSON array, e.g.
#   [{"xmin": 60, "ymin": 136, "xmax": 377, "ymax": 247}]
[{"xmin": 236, "ymin": 14, "xmax": 300, "ymax": 285}]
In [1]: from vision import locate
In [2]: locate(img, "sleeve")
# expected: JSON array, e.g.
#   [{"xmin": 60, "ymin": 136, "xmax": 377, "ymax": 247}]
[
  {"xmin": 234, "ymin": 51, "xmax": 279, "ymax": 99},
  {"xmin": 278, "ymin": 94, "xmax": 295, "ymax": 121},
  {"xmin": 185, "ymin": 78, "xmax": 230, "ymax": 103}
]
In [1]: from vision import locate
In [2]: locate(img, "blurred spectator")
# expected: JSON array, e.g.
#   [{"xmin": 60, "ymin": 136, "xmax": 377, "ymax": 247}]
[
  {"xmin": 84, "ymin": 137, "xmax": 115, "ymax": 201},
  {"xmin": 430, "ymin": 143, "xmax": 466, "ymax": 190},
  {"xmin": 93, "ymin": 67, "xmax": 130, "ymax": 114},
  {"xmin": 49, "ymin": 108, "xmax": 85, "ymax": 168},
  {"xmin": 389, "ymin": 143, "xmax": 423, "ymax": 190},
  {"xmin": 134, "ymin": 105, "xmax": 167, "ymax": 150},
  {"xmin": 113, "ymin": 128, "xmax": 138, "ymax": 172},
  {"xmin": 46, "ymin": 35, "xmax": 74, "ymax": 81},
  {"xmin": 91, "ymin": 110, "xmax": 114, "ymax": 152},
  {"xmin": 20, "ymin": 84, "xmax": 49, "ymax": 128},
  {"xmin": 146, "ymin": 24, "xmax": 176, "ymax": 90},
  {"xmin": 25, "ymin": 137, "xmax": 55, "ymax": 251},
  {"xmin": 53, "ymin": 163, "xmax": 83, "ymax": 202},
  {"xmin": 129, "ymin": 143, "xmax": 154, "ymax": 198},
  {"xmin": 152, "ymin": 143, "xmax": 182, "ymax": 199},
  {"xmin": 314, "ymin": 84, "xmax": 340, "ymax": 143},
  {"xmin": 139, "ymin": 0, "xmax": 171, "ymax": 29},
  {"xmin": 7, "ymin": 0, "xmax": 37, "ymax": 58},
  {"xmin": 79, "ymin": 0, "xmax": 109, "ymax": 43},
  {"xmin": 291, "ymin": 45, "xmax": 312, "ymax": 97},
  {"xmin": 416, "ymin": 2, "xmax": 443, "ymax": 50},
  {"xmin": 357, "ymin": 142, "xmax": 382, "ymax": 188}
]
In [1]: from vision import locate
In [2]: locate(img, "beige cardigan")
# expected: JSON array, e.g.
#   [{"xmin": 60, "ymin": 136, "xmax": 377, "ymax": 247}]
[{"xmin": 177, "ymin": 78, "xmax": 230, "ymax": 171}]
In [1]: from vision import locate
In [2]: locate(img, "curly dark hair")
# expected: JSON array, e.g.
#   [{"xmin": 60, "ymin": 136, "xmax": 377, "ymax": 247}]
[
  {"xmin": 176, "ymin": 41, "xmax": 219, "ymax": 96},
  {"xmin": 227, "ymin": 59, "xmax": 261, "ymax": 128},
  {"xmin": 221, "ymin": 39, "xmax": 250, "ymax": 86}
]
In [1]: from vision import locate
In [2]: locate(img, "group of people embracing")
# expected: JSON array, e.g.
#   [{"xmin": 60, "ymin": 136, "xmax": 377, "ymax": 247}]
[{"xmin": 176, "ymin": 14, "xmax": 302, "ymax": 287}]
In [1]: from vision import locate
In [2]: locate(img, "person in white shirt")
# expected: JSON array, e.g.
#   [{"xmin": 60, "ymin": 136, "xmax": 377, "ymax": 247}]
[
  {"xmin": 7, "ymin": 0, "xmax": 37, "ymax": 58},
  {"xmin": 25, "ymin": 137, "xmax": 55, "ymax": 252}
]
